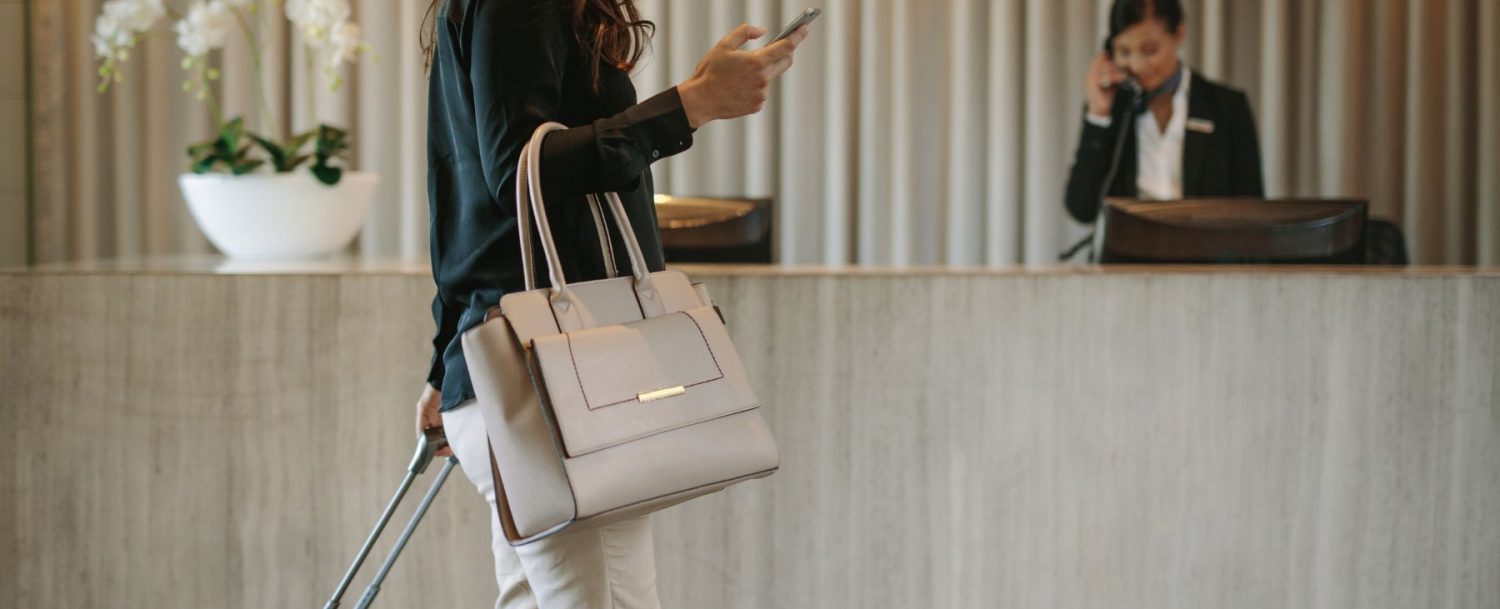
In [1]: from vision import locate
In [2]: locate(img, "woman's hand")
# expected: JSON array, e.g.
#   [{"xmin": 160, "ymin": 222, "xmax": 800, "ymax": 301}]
[
  {"xmin": 414, "ymin": 383, "xmax": 453, "ymax": 458},
  {"xmin": 1086, "ymin": 51, "xmax": 1127, "ymax": 118},
  {"xmin": 678, "ymin": 23, "xmax": 811, "ymax": 129}
]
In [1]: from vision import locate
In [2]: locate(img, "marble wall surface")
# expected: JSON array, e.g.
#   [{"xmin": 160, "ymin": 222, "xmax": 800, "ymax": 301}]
[{"xmin": 1, "ymin": 265, "xmax": 1497, "ymax": 608}]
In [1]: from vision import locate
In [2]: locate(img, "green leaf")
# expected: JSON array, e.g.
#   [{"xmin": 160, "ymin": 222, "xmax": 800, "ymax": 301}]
[
  {"xmin": 250, "ymin": 134, "xmax": 291, "ymax": 170},
  {"xmin": 286, "ymin": 131, "xmax": 316, "ymax": 154},
  {"xmin": 315, "ymin": 124, "xmax": 349, "ymax": 152},
  {"xmin": 250, "ymin": 131, "xmax": 321, "ymax": 172},
  {"xmin": 230, "ymin": 159, "xmax": 264, "ymax": 176},
  {"xmin": 187, "ymin": 140, "xmax": 217, "ymax": 158},
  {"xmin": 218, "ymin": 117, "xmax": 246, "ymax": 148},
  {"xmin": 186, "ymin": 118, "xmax": 280, "ymax": 174},
  {"xmin": 250, "ymin": 133, "xmax": 284, "ymax": 158},
  {"xmin": 192, "ymin": 156, "xmax": 219, "ymax": 174},
  {"xmin": 311, "ymin": 162, "xmax": 342, "ymax": 186}
]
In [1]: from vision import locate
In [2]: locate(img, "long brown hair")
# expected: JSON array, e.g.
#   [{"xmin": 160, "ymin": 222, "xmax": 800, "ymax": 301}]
[{"xmin": 422, "ymin": 0, "xmax": 655, "ymax": 89}]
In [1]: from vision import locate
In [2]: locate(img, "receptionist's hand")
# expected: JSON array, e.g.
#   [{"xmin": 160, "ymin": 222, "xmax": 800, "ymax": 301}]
[{"xmin": 1086, "ymin": 51, "xmax": 1128, "ymax": 118}]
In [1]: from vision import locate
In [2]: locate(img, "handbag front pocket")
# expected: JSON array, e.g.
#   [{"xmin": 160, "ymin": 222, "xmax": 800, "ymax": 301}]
[{"xmin": 531, "ymin": 306, "xmax": 758, "ymax": 457}]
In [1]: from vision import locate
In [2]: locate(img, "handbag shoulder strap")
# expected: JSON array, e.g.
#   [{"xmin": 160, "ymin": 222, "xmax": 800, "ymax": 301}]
[{"xmin": 516, "ymin": 123, "xmax": 663, "ymax": 320}]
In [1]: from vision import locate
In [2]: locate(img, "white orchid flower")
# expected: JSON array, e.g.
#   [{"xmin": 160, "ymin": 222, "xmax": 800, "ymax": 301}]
[
  {"xmin": 174, "ymin": 0, "xmax": 234, "ymax": 58},
  {"xmin": 328, "ymin": 21, "xmax": 364, "ymax": 68},
  {"xmin": 285, "ymin": 0, "xmax": 352, "ymax": 48},
  {"xmin": 107, "ymin": 0, "xmax": 167, "ymax": 33},
  {"xmin": 91, "ymin": 0, "xmax": 166, "ymax": 61}
]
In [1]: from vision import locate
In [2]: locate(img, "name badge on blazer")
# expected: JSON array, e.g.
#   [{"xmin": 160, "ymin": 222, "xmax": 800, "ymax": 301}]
[{"xmin": 1186, "ymin": 118, "xmax": 1216, "ymax": 134}]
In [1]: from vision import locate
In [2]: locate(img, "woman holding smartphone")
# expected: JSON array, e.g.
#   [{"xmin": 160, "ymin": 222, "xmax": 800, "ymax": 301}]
[
  {"xmin": 1065, "ymin": 0, "xmax": 1265, "ymax": 224},
  {"xmin": 416, "ymin": 1, "xmax": 809, "ymax": 607}
]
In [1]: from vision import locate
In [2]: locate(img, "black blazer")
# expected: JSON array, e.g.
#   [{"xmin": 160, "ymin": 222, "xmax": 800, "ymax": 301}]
[
  {"xmin": 426, "ymin": 0, "xmax": 695, "ymax": 411},
  {"xmin": 1064, "ymin": 72, "xmax": 1265, "ymax": 224}
]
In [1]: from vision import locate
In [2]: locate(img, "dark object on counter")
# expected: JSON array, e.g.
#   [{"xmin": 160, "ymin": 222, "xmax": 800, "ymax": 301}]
[
  {"xmin": 1099, "ymin": 198, "xmax": 1369, "ymax": 264},
  {"xmin": 1364, "ymin": 219, "xmax": 1409, "ymax": 266},
  {"xmin": 657, "ymin": 196, "xmax": 773, "ymax": 264}
]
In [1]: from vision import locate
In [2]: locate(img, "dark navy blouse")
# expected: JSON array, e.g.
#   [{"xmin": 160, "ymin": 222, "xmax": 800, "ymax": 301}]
[{"xmin": 426, "ymin": 0, "xmax": 695, "ymax": 411}]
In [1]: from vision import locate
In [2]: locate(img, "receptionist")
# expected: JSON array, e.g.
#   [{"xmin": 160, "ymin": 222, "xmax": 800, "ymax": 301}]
[{"xmin": 1065, "ymin": 0, "xmax": 1266, "ymax": 224}]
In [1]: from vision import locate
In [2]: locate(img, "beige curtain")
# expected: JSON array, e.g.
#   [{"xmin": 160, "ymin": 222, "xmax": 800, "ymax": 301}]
[{"xmin": 25, "ymin": 0, "xmax": 1500, "ymax": 266}]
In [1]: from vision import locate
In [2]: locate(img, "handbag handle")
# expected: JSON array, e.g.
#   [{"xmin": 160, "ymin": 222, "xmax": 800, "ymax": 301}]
[
  {"xmin": 519, "ymin": 183, "xmax": 618, "ymax": 287},
  {"xmin": 515, "ymin": 122, "xmax": 663, "ymax": 324}
]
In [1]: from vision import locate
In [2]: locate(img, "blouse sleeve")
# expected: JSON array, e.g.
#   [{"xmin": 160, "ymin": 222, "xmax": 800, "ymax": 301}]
[{"xmin": 466, "ymin": 0, "xmax": 694, "ymax": 207}]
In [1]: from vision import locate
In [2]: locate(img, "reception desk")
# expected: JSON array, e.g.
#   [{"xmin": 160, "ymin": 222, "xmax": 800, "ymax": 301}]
[{"xmin": 2, "ymin": 260, "xmax": 1497, "ymax": 609}]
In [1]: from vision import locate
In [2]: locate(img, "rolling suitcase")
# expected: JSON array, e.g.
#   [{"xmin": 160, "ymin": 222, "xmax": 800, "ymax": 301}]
[{"xmin": 321, "ymin": 427, "xmax": 460, "ymax": 609}]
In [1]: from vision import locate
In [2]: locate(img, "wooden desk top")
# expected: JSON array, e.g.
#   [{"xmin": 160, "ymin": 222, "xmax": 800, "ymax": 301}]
[{"xmin": 4, "ymin": 256, "xmax": 1497, "ymax": 278}]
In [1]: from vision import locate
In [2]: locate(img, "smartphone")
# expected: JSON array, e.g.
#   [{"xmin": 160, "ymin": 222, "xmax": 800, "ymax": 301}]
[{"xmin": 765, "ymin": 8, "xmax": 821, "ymax": 47}]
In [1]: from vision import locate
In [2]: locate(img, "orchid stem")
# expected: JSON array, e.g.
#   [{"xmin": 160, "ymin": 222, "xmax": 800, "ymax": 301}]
[
  {"xmin": 232, "ymin": 6, "xmax": 277, "ymax": 139},
  {"xmin": 304, "ymin": 47, "xmax": 318, "ymax": 131},
  {"xmin": 201, "ymin": 61, "xmax": 224, "ymax": 128}
]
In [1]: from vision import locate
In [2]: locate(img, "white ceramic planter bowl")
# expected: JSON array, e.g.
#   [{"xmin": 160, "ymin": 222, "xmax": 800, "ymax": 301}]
[{"xmin": 179, "ymin": 171, "xmax": 378, "ymax": 260}]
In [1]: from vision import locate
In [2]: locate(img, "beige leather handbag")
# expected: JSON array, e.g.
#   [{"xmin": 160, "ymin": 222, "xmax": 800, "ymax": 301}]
[{"xmin": 461, "ymin": 123, "xmax": 780, "ymax": 545}]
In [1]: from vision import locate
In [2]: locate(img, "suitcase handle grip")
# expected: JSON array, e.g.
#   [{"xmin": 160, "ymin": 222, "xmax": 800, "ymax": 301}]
[{"xmin": 408, "ymin": 427, "xmax": 449, "ymax": 475}]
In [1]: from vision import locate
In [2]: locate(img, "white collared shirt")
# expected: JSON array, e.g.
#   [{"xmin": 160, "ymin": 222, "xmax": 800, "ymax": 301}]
[{"xmin": 1086, "ymin": 68, "xmax": 1193, "ymax": 201}]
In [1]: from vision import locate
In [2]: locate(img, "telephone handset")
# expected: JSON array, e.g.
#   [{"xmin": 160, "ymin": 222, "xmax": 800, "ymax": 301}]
[{"xmin": 1100, "ymin": 35, "xmax": 1140, "ymax": 94}]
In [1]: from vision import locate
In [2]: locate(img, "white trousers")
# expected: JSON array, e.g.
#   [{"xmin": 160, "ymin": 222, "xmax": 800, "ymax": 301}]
[{"xmin": 443, "ymin": 401, "xmax": 663, "ymax": 609}]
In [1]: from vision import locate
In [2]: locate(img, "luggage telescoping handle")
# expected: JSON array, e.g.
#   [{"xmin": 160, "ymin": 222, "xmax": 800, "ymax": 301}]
[{"xmin": 322, "ymin": 427, "xmax": 459, "ymax": 609}]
